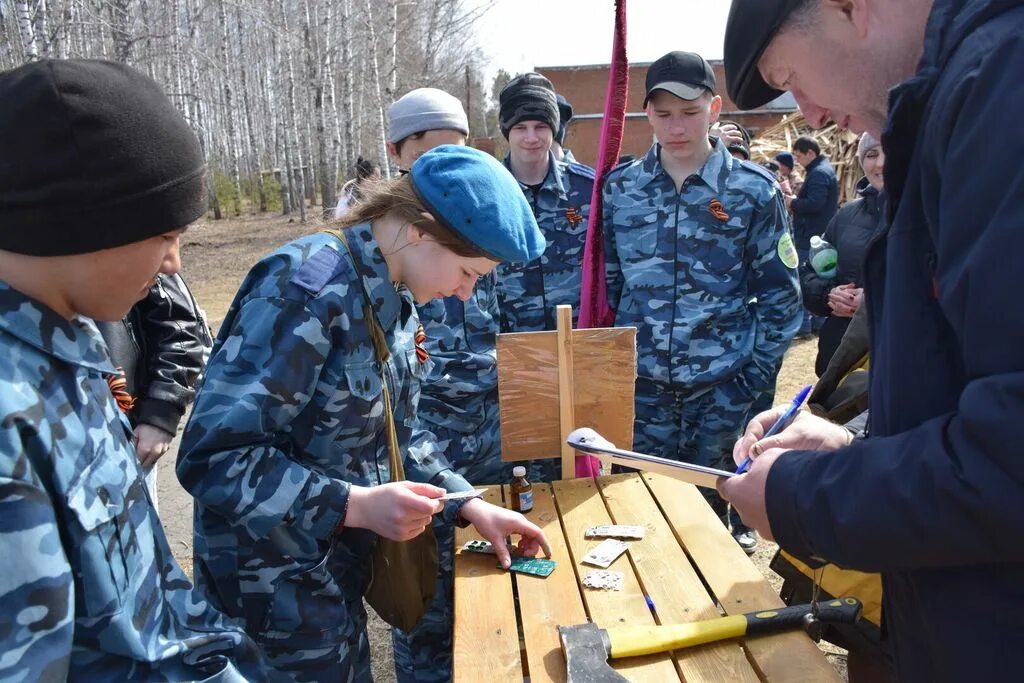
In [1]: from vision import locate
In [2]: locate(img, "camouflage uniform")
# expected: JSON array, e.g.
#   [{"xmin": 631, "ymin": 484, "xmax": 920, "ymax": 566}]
[
  {"xmin": 0, "ymin": 279, "xmax": 267, "ymax": 682},
  {"xmin": 393, "ymin": 275, "xmax": 507, "ymax": 682},
  {"xmin": 178, "ymin": 223, "xmax": 475, "ymax": 682},
  {"xmin": 496, "ymin": 152, "xmax": 595, "ymax": 333},
  {"xmin": 603, "ymin": 140, "xmax": 801, "ymax": 481}
]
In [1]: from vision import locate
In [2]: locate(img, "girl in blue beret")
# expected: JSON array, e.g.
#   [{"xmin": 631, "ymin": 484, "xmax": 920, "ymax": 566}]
[{"xmin": 178, "ymin": 145, "xmax": 547, "ymax": 681}]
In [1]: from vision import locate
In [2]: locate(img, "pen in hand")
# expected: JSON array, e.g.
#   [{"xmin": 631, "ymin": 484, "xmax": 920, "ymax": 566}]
[{"xmin": 735, "ymin": 384, "xmax": 813, "ymax": 474}]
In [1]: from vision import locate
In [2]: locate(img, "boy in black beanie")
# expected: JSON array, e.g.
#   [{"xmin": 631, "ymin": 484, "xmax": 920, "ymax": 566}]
[{"xmin": 0, "ymin": 59, "xmax": 266, "ymax": 681}]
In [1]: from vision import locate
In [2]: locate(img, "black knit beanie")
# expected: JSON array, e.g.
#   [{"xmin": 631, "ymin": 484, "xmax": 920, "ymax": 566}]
[
  {"xmin": 0, "ymin": 59, "xmax": 206, "ymax": 256},
  {"xmin": 498, "ymin": 72, "xmax": 559, "ymax": 140}
]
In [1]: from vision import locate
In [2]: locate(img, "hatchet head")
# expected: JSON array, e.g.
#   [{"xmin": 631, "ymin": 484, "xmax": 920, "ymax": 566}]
[{"xmin": 558, "ymin": 623, "xmax": 629, "ymax": 683}]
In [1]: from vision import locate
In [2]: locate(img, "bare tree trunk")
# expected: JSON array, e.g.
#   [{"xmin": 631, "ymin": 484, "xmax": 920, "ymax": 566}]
[
  {"xmin": 16, "ymin": 1, "xmax": 39, "ymax": 61},
  {"xmin": 33, "ymin": 0, "xmax": 50, "ymax": 58},
  {"xmin": 279, "ymin": 0, "xmax": 306, "ymax": 222},
  {"xmin": 236, "ymin": 7, "xmax": 266, "ymax": 213},
  {"xmin": 109, "ymin": 0, "xmax": 131, "ymax": 63},
  {"xmin": 363, "ymin": 0, "xmax": 390, "ymax": 179},
  {"xmin": 217, "ymin": 0, "xmax": 241, "ymax": 216},
  {"xmin": 339, "ymin": 0, "xmax": 356, "ymax": 176}
]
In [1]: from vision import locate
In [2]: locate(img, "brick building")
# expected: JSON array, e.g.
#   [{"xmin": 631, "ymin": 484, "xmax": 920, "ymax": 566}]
[{"xmin": 539, "ymin": 60, "xmax": 797, "ymax": 168}]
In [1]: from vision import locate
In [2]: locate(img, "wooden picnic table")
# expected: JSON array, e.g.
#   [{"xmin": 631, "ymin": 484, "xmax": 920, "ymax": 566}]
[{"xmin": 453, "ymin": 472, "xmax": 841, "ymax": 683}]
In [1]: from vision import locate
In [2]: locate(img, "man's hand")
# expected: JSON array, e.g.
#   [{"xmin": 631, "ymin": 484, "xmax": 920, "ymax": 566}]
[
  {"xmin": 718, "ymin": 448, "xmax": 787, "ymax": 542},
  {"xmin": 459, "ymin": 498, "xmax": 550, "ymax": 569},
  {"xmin": 733, "ymin": 407, "xmax": 853, "ymax": 467},
  {"xmin": 134, "ymin": 424, "xmax": 174, "ymax": 469},
  {"xmin": 710, "ymin": 122, "xmax": 744, "ymax": 147},
  {"xmin": 345, "ymin": 482, "xmax": 445, "ymax": 541}
]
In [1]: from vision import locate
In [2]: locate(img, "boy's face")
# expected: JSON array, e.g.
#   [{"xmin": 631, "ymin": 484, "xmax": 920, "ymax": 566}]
[
  {"xmin": 508, "ymin": 120, "xmax": 553, "ymax": 167},
  {"xmin": 65, "ymin": 228, "xmax": 184, "ymax": 321},
  {"xmin": 646, "ymin": 90, "xmax": 721, "ymax": 165},
  {"xmin": 388, "ymin": 129, "xmax": 467, "ymax": 170}
]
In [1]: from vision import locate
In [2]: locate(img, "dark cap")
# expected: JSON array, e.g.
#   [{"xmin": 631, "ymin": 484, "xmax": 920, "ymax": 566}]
[
  {"xmin": 724, "ymin": 0, "xmax": 806, "ymax": 110},
  {"xmin": 498, "ymin": 72, "xmax": 559, "ymax": 139},
  {"xmin": 644, "ymin": 51, "xmax": 716, "ymax": 107}
]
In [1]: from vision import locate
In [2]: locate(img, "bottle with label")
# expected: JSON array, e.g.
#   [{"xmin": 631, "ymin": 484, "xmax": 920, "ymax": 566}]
[
  {"xmin": 808, "ymin": 235, "xmax": 838, "ymax": 279},
  {"xmin": 510, "ymin": 466, "xmax": 533, "ymax": 513}
]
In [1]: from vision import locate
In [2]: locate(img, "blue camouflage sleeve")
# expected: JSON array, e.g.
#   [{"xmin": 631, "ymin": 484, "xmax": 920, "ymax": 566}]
[
  {"xmin": 177, "ymin": 295, "xmax": 349, "ymax": 541},
  {"xmin": 602, "ymin": 178, "xmax": 623, "ymax": 313},
  {"xmin": 0, "ymin": 447, "xmax": 73, "ymax": 679},
  {"xmin": 406, "ymin": 422, "xmax": 475, "ymax": 525},
  {"xmin": 745, "ymin": 192, "xmax": 803, "ymax": 388}
]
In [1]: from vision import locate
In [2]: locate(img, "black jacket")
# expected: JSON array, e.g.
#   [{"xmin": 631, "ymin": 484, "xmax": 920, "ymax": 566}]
[
  {"xmin": 789, "ymin": 155, "xmax": 838, "ymax": 250},
  {"xmin": 766, "ymin": 0, "xmax": 1024, "ymax": 680},
  {"xmin": 97, "ymin": 273, "xmax": 211, "ymax": 435},
  {"xmin": 800, "ymin": 179, "xmax": 883, "ymax": 374}
]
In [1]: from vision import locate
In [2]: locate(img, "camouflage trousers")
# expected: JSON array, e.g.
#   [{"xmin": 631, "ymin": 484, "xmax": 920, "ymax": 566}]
[
  {"xmin": 259, "ymin": 594, "xmax": 372, "ymax": 682},
  {"xmin": 633, "ymin": 375, "xmax": 755, "ymax": 520},
  {"xmin": 392, "ymin": 404, "xmax": 505, "ymax": 682}
]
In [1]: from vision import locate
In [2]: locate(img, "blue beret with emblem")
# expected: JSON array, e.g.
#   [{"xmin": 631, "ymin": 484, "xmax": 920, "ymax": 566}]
[{"xmin": 409, "ymin": 145, "xmax": 544, "ymax": 264}]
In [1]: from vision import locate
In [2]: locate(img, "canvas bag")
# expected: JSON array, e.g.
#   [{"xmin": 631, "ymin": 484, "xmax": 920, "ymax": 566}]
[{"xmin": 325, "ymin": 228, "xmax": 438, "ymax": 633}]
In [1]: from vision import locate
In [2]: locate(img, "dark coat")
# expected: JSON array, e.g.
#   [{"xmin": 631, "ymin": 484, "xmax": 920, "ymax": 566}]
[
  {"xmin": 765, "ymin": 0, "xmax": 1024, "ymax": 680},
  {"xmin": 96, "ymin": 273, "xmax": 211, "ymax": 434},
  {"xmin": 801, "ymin": 179, "xmax": 883, "ymax": 374},
  {"xmin": 789, "ymin": 154, "xmax": 838, "ymax": 250}
]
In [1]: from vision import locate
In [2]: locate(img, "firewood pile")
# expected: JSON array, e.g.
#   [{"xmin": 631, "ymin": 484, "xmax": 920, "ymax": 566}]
[{"xmin": 750, "ymin": 112, "xmax": 864, "ymax": 204}]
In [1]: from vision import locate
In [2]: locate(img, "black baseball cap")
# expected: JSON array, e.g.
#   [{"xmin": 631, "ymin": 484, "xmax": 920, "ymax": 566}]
[
  {"xmin": 724, "ymin": 0, "xmax": 806, "ymax": 110},
  {"xmin": 643, "ymin": 51, "xmax": 717, "ymax": 107}
]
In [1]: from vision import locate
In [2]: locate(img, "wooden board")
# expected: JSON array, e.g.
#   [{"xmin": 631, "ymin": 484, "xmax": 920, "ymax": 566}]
[
  {"xmin": 452, "ymin": 488, "xmax": 523, "ymax": 682},
  {"xmin": 501, "ymin": 483, "xmax": 588, "ymax": 683},
  {"xmin": 597, "ymin": 474, "xmax": 760, "ymax": 683},
  {"xmin": 496, "ymin": 326, "xmax": 636, "ymax": 463},
  {"xmin": 552, "ymin": 477, "xmax": 680, "ymax": 682},
  {"xmin": 643, "ymin": 473, "xmax": 843, "ymax": 682}
]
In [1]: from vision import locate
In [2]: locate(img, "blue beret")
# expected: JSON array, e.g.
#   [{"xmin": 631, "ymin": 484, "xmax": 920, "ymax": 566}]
[{"xmin": 409, "ymin": 145, "xmax": 544, "ymax": 264}]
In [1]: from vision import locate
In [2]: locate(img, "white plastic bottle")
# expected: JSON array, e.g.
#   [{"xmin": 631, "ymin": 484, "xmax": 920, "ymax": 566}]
[{"xmin": 809, "ymin": 235, "xmax": 838, "ymax": 279}]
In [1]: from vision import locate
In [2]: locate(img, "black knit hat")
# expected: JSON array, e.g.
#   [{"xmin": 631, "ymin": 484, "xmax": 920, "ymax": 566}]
[
  {"xmin": 0, "ymin": 59, "xmax": 206, "ymax": 256},
  {"xmin": 498, "ymin": 72, "xmax": 559, "ymax": 140}
]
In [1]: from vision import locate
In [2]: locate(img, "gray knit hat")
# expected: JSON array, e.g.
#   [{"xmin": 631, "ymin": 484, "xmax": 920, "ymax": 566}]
[
  {"xmin": 498, "ymin": 72, "xmax": 559, "ymax": 140},
  {"xmin": 388, "ymin": 88, "xmax": 469, "ymax": 144}
]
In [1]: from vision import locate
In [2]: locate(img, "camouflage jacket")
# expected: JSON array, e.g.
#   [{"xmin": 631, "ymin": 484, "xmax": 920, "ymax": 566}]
[
  {"xmin": 0, "ymin": 280, "xmax": 266, "ymax": 682},
  {"xmin": 603, "ymin": 141, "xmax": 802, "ymax": 392},
  {"xmin": 177, "ymin": 223, "xmax": 473, "ymax": 645},
  {"xmin": 415, "ymin": 274, "xmax": 500, "ymax": 434},
  {"xmin": 496, "ymin": 152, "xmax": 595, "ymax": 331}
]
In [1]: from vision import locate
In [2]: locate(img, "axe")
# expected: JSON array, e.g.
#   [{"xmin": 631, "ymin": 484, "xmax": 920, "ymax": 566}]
[{"xmin": 558, "ymin": 598, "xmax": 862, "ymax": 682}]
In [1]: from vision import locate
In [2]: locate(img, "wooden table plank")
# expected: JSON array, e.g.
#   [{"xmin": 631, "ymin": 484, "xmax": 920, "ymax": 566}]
[
  {"xmin": 598, "ymin": 474, "xmax": 761, "ymax": 683},
  {"xmin": 452, "ymin": 488, "xmax": 524, "ymax": 682},
  {"xmin": 502, "ymin": 483, "xmax": 588, "ymax": 683},
  {"xmin": 552, "ymin": 477, "xmax": 681, "ymax": 682},
  {"xmin": 643, "ymin": 473, "xmax": 842, "ymax": 682}
]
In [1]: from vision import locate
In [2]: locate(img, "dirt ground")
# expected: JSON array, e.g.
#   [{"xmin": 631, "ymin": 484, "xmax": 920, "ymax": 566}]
[{"xmin": 158, "ymin": 212, "xmax": 846, "ymax": 681}]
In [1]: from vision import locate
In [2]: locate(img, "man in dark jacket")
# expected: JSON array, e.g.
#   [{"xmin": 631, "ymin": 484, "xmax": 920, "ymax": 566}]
[
  {"xmin": 721, "ymin": 0, "xmax": 1024, "ymax": 681},
  {"xmin": 97, "ymin": 273, "xmax": 211, "ymax": 508}
]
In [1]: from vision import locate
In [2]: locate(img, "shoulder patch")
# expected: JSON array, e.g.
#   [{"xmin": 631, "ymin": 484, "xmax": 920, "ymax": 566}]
[
  {"xmin": 566, "ymin": 161, "xmax": 596, "ymax": 180},
  {"xmin": 739, "ymin": 159, "xmax": 778, "ymax": 184},
  {"xmin": 777, "ymin": 231, "xmax": 799, "ymax": 270},
  {"xmin": 290, "ymin": 244, "xmax": 346, "ymax": 296}
]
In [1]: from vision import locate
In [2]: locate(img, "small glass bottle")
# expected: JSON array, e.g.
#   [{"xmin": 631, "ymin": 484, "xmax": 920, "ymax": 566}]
[{"xmin": 510, "ymin": 465, "xmax": 533, "ymax": 513}]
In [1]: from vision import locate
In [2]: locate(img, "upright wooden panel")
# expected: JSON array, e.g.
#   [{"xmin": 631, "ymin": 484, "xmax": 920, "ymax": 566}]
[
  {"xmin": 644, "ymin": 474, "xmax": 842, "ymax": 682},
  {"xmin": 555, "ymin": 306, "xmax": 578, "ymax": 478},
  {"xmin": 502, "ymin": 483, "xmax": 588, "ymax": 683},
  {"xmin": 598, "ymin": 474, "xmax": 760, "ymax": 683},
  {"xmin": 552, "ymin": 477, "xmax": 681, "ymax": 682},
  {"xmin": 496, "ymin": 327, "xmax": 636, "ymax": 463},
  {"xmin": 453, "ymin": 488, "xmax": 523, "ymax": 682}
]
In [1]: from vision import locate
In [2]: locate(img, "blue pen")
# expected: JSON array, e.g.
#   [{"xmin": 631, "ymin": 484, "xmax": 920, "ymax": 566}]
[{"xmin": 735, "ymin": 384, "xmax": 812, "ymax": 474}]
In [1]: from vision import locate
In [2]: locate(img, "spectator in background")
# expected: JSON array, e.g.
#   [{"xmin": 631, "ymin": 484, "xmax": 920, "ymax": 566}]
[
  {"xmin": 551, "ymin": 93, "xmax": 586, "ymax": 166},
  {"xmin": 717, "ymin": 119, "xmax": 752, "ymax": 161},
  {"xmin": 333, "ymin": 155, "xmax": 380, "ymax": 219},
  {"xmin": 97, "ymin": 273, "xmax": 211, "ymax": 511},
  {"xmin": 784, "ymin": 135, "xmax": 838, "ymax": 336},
  {"xmin": 775, "ymin": 151, "xmax": 795, "ymax": 185},
  {"xmin": 800, "ymin": 133, "xmax": 884, "ymax": 376}
]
